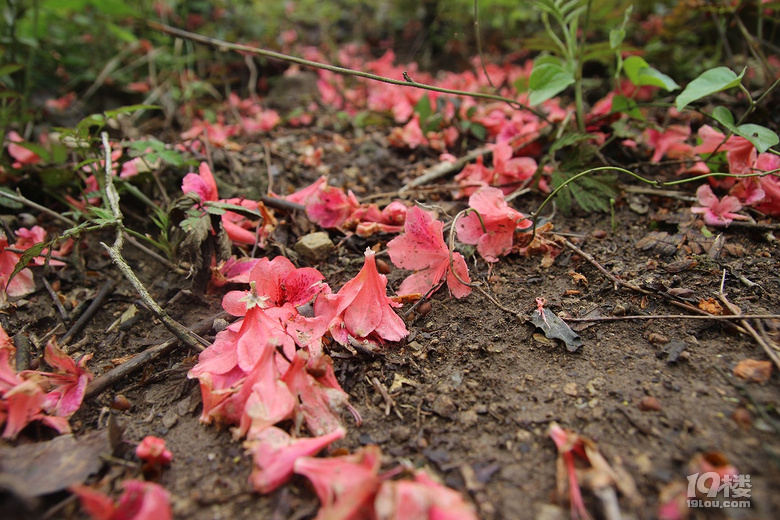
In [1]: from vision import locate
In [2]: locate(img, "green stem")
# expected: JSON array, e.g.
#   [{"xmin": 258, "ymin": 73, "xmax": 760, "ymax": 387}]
[{"xmin": 148, "ymin": 21, "xmax": 551, "ymax": 123}]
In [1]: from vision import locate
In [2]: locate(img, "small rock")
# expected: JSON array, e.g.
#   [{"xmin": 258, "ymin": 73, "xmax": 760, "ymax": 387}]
[
  {"xmin": 563, "ymin": 382, "xmax": 578, "ymax": 397},
  {"xmin": 110, "ymin": 394, "xmax": 131, "ymax": 411},
  {"xmin": 390, "ymin": 426, "xmax": 411, "ymax": 443},
  {"xmin": 731, "ymin": 407, "xmax": 752, "ymax": 429},
  {"xmin": 431, "ymin": 394, "xmax": 456, "ymax": 418},
  {"xmin": 294, "ymin": 232, "xmax": 334, "ymax": 263},
  {"xmin": 647, "ymin": 332, "xmax": 670, "ymax": 345},
  {"xmin": 637, "ymin": 396, "xmax": 662, "ymax": 412},
  {"xmin": 733, "ymin": 359, "xmax": 773, "ymax": 383},
  {"xmin": 458, "ymin": 409, "xmax": 479, "ymax": 428},
  {"xmin": 162, "ymin": 408, "xmax": 178, "ymax": 429}
]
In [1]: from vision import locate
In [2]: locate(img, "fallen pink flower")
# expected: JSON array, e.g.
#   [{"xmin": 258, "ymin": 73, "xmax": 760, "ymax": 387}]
[
  {"xmin": 245, "ymin": 425, "xmax": 345, "ymax": 494},
  {"xmin": 0, "ymin": 232, "xmax": 36, "ymax": 301},
  {"xmin": 374, "ymin": 470, "xmax": 479, "ymax": 520},
  {"xmin": 135, "ymin": 436, "xmax": 173, "ymax": 467},
  {"xmin": 549, "ymin": 423, "xmax": 594, "ymax": 520},
  {"xmin": 691, "ymin": 184, "xmax": 749, "ymax": 226},
  {"xmin": 294, "ymin": 444, "xmax": 383, "ymax": 520},
  {"xmin": 211, "ymin": 257, "xmax": 263, "ymax": 287},
  {"xmin": 2, "ymin": 379, "xmax": 70, "ymax": 439},
  {"xmin": 14, "ymin": 226, "xmax": 70, "ymax": 266},
  {"xmin": 644, "ymin": 125, "xmax": 694, "ymax": 163},
  {"xmin": 71, "ymin": 479, "xmax": 172, "ymax": 520},
  {"xmin": 35, "ymin": 340, "xmax": 93, "ymax": 418},
  {"xmin": 387, "ymin": 206, "xmax": 471, "ymax": 298},
  {"xmin": 388, "ymin": 114, "xmax": 428, "ymax": 149},
  {"xmin": 6, "ymin": 131, "xmax": 41, "ymax": 167},
  {"xmin": 316, "ymin": 248, "xmax": 408, "ymax": 345},
  {"xmin": 455, "ymin": 187, "xmax": 531, "ymax": 262}
]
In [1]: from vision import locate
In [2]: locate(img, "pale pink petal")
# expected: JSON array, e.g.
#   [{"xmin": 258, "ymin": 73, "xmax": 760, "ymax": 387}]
[
  {"xmin": 114, "ymin": 480, "xmax": 172, "ymax": 520},
  {"xmin": 294, "ymin": 445, "xmax": 382, "ymax": 520},
  {"xmin": 246, "ymin": 426, "xmax": 345, "ymax": 494}
]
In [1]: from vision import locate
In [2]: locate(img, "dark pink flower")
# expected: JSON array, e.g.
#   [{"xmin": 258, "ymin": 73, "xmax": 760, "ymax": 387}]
[
  {"xmin": 245, "ymin": 425, "xmax": 344, "ymax": 494},
  {"xmin": 644, "ymin": 125, "xmax": 694, "ymax": 163},
  {"xmin": 135, "ymin": 436, "xmax": 173, "ymax": 466},
  {"xmin": 387, "ymin": 206, "xmax": 471, "ymax": 298},
  {"xmin": 691, "ymin": 184, "xmax": 749, "ymax": 226},
  {"xmin": 317, "ymin": 249, "xmax": 408, "ymax": 345},
  {"xmin": 455, "ymin": 187, "xmax": 531, "ymax": 262},
  {"xmin": 71, "ymin": 480, "xmax": 172, "ymax": 520},
  {"xmin": 374, "ymin": 470, "xmax": 479, "ymax": 520},
  {"xmin": 0, "ymin": 232, "xmax": 35, "ymax": 301},
  {"xmin": 294, "ymin": 445, "xmax": 382, "ymax": 520},
  {"xmin": 36, "ymin": 340, "xmax": 93, "ymax": 418}
]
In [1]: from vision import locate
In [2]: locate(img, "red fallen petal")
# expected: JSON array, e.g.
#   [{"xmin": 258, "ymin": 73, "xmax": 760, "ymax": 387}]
[
  {"xmin": 2, "ymin": 379, "xmax": 46, "ymax": 439},
  {"xmin": 387, "ymin": 207, "xmax": 448, "ymax": 272},
  {"xmin": 235, "ymin": 307, "xmax": 294, "ymax": 373},
  {"xmin": 237, "ymin": 352, "xmax": 296, "ymax": 438},
  {"xmin": 282, "ymin": 267, "xmax": 326, "ymax": 307},
  {"xmin": 136, "ymin": 436, "xmax": 173, "ymax": 466},
  {"xmin": 306, "ymin": 184, "xmax": 361, "ymax": 229},
  {"xmin": 285, "ymin": 176, "xmax": 327, "ymax": 205},
  {"xmin": 6, "ymin": 131, "xmax": 41, "ymax": 166},
  {"xmin": 282, "ymin": 351, "xmax": 348, "ymax": 436},
  {"xmin": 337, "ymin": 249, "xmax": 407, "ymax": 343},
  {"xmin": 246, "ymin": 425, "xmax": 344, "ymax": 494},
  {"xmin": 212, "ymin": 257, "xmax": 263, "ymax": 287},
  {"xmin": 374, "ymin": 470, "xmax": 479, "ymax": 520},
  {"xmin": 181, "ymin": 163, "xmax": 219, "ymax": 203},
  {"xmin": 294, "ymin": 445, "xmax": 382, "ymax": 520},
  {"xmin": 221, "ymin": 219, "xmax": 257, "ymax": 245},
  {"xmin": 70, "ymin": 484, "xmax": 116, "ymax": 520},
  {"xmin": 455, "ymin": 187, "xmax": 529, "ymax": 262},
  {"xmin": 0, "ymin": 346, "xmax": 23, "ymax": 392},
  {"xmin": 113, "ymin": 480, "xmax": 172, "ymax": 520}
]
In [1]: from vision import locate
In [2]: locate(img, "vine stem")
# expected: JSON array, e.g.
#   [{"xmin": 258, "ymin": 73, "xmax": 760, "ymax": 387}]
[
  {"xmin": 148, "ymin": 21, "xmax": 551, "ymax": 123},
  {"xmin": 97, "ymin": 132, "xmax": 208, "ymax": 352}
]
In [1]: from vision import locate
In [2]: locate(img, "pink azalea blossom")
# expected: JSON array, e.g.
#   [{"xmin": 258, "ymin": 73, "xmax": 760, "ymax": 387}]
[
  {"xmin": 388, "ymin": 114, "xmax": 428, "ymax": 149},
  {"xmin": 455, "ymin": 187, "xmax": 531, "ymax": 262},
  {"xmin": 6, "ymin": 131, "xmax": 41, "ymax": 168},
  {"xmin": 135, "ymin": 436, "xmax": 173, "ymax": 466},
  {"xmin": 386, "ymin": 206, "xmax": 471, "ymax": 298},
  {"xmin": 643, "ymin": 125, "xmax": 694, "ymax": 163},
  {"xmin": 245, "ymin": 425, "xmax": 345, "ymax": 494},
  {"xmin": 14, "ymin": 226, "xmax": 68, "ymax": 266},
  {"xmin": 71, "ymin": 480, "xmax": 172, "ymax": 520},
  {"xmin": 691, "ymin": 184, "xmax": 749, "ymax": 226},
  {"xmin": 0, "ymin": 232, "xmax": 36, "ymax": 301},
  {"xmin": 374, "ymin": 470, "xmax": 479, "ymax": 520},
  {"xmin": 34, "ymin": 340, "xmax": 93, "ymax": 417},
  {"xmin": 294, "ymin": 445, "xmax": 383, "ymax": 520},
  {"xmin": 316, "ymin": 248, "xmax": 408, "ymax": 345}
]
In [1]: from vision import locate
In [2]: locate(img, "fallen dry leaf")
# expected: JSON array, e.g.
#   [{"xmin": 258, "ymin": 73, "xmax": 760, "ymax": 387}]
[
  {"xmin": 698, "ymin": 297, "xmax": 723, "ymax": 315},
  {"xmin": 733, "ymin": 359, "xmax": 773, "ymax": 383}
]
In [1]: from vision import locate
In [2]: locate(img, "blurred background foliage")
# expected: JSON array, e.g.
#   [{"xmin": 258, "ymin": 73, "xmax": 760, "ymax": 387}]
[{"xmin": 2, "ymin": 0, "xmax": 779, "ymax": 130}]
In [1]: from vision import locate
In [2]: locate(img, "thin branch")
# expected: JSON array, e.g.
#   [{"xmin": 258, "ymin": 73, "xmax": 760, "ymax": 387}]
[
  {"xmin": 148, "ymin": 21, "xmax": 550, "ymax": 122},
  {"xmin": 564, "ymin": 313, "xmax": 780, "ymax": 322},
  {"xmin": 0, "ymin": 189, "xmax": 77, "ymax": 227},
  {"xmin": 61, "ymin": 279, "xmax": 115, "ymax": 348}
]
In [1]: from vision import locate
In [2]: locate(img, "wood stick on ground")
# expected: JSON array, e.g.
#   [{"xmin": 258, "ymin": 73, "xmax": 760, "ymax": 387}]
[
  {"xmin": 717, "ymin": 292, "xmax": 780, "ymax": 371},
  {"xmin": 400, "ymin": 146, "xmax": 493, "ymax": 192},
  {"xmin": 61, "ymin": 279, "xmax": 115, "ymax": 348},
  {"xmin": 563, "ymin": 238, "xmax": 748, "ymax": 334},
  {"xmin": 564, "ymin": 313, "xmax": 780, "ymax": 322},
  {"xmin": 85, "ymin": 311, "xmax": 229, "ymax": 400}
]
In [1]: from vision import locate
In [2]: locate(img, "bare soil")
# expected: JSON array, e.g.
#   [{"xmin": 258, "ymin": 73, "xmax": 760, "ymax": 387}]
[{"xmin": 2, "ymin": 124, "xmax": 779, "ymax": 520}]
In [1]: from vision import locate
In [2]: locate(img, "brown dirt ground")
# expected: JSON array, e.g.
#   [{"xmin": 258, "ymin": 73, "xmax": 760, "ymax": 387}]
[{"xmin": 2, "ymin": 124, "xmax": 779, "ymax": 520}]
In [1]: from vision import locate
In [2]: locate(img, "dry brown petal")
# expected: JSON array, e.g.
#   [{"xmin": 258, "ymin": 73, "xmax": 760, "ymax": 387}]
[{"xmin": 733, "ymin": 359, "xmax": 773, "ymax": 383}]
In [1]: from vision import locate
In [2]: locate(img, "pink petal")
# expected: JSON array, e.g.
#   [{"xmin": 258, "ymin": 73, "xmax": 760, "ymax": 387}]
[
  {"xmin": 294, "ymin": 445, "xmax": 382, "ymax": 519},
  {"xmin": 387, "ymin": 206, "xmax": 448, "ymax": 271},
  {"xmin": 246, "ymin": 426, "xmax": 345, "ymax": 494},
  {"xmin": 114, "ymin": 480, "xmax": 172, "ymax": 520}
]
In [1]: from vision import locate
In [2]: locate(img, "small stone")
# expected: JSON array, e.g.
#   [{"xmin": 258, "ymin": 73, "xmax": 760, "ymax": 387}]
[
  {"xmin": 647, "ymin": 332, "xmax": 670, "ymax": 345},
  {"xmin": 416, "ymin": 301, "xmax": 432, "ymax": 316},
  {"xmin": 162, "ymin": 408, "xmax": 179, "ymax": 429},
  {"xmin": 637, "ymin": 396, "xmax": 662, "ymax": 412},
  {"xmin": 563, "ymin": 382, "xmax": 578, "ymax": 397},
  {"xmin": 458, "ymin": 409, "xmax": 479, "ymax": 428},
  {"xmin": 375, "ymin": 258, "xmax": 391, "ymax": 274},
  {"xmin": 294, "ymin": 232, "xmax": 334, "ymax": 263},
  {"xmin": 110, "ymin": 394, "xmax": 131, "ymax": 411},
  {"xmin": 592, "ymin": 229, "xmax": 607, "ymax": 239},
  {"xmin": 390, "ymin": 426, "xmax": 411, "ymax": 442},
  {"xmin": 731, "ymin": 408, "xmax": 752, "ymax": 429},
  {"xmin": 431, "ymin": 394, "xmax": 456, "ymax": 418}
]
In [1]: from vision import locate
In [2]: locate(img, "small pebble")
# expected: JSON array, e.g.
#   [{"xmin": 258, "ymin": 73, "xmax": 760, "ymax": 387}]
[
  {"xmin": 592, "ymin": 229, "xmax": 607, "ymax": 239},
  {"xmin": 637, "ymin": 396, "xmax": 662, "ymax": 411},
  {"xmin": 375, "ymin": 258, "xmax": 391, "ymax": 274},
  {"xmin": 110, "ymin": 394, "xmax": 131, "ymax": 411},
  {"xmin": 731, "ymin": 407, "xmax": 752, "ymax": 429},
  {"xmin": 416, "ymin": 301, "xmax": 432, "ymax": 316}
]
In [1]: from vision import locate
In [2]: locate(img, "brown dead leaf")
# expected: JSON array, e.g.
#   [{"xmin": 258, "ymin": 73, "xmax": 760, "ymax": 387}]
[
  {"xmin": 0, "ymin": 430, "xmax": 110, "ymax": 496},
  {"xmin": 733, "ymin": 359, "xmax": 773, "ymax": 383},
  {"xmin": 635, "ymin": 231, "xmax": 685, "ymax": 256},
  {"xmin": 568, "ymin": 270, "xmax": 588, "ymax": 286},
  {"xmin": 698, "ymin": 297, "xmax": 723, "ymax": 315}
]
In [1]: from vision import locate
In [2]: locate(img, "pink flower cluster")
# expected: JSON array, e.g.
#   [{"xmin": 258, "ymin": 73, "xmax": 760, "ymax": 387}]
[
  {"xmin": 0, "ymin": 339, "xmax": 92, "ymax": 439},
  {"xmin": 285, "ymin": 176, "xmax": 408, "ymax": 236},
  {"xmin": 188, "ymin": 252, "xmax": 407, "ymax": 493}
]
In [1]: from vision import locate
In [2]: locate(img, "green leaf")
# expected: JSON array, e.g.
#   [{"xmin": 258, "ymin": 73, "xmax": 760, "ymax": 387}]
[
  {"xmin": 609, "ymin": 28, "xmax": 625, "ymax": 50},
  {"xmin": 675, "ymin": 67, "xmax": 746, "ymax": 111},
  {"xmin": 528, "ymin": 62, "xmax": 575, "ymax": 106},
  {"xmin": 0, "ymin": 188, "xmax": 23, "ymax": 209},
  {"xmin": 735, "ymin": 124, "xmax": 779, "ymax": 153},
  {"xmin": 610, "ymin": 95, "xmax": 644, "ymax": 120},
  {"xmin": 0, "ymin": 64, "xmax": 24, "ymax": 76},
  {"xmin": 205, "ymin": 201, "xmax": 263, "ymax": 220},
  {"xmin": 8, "ymin": 242, "xmax": 45, "ymax": 287},
  {"xmin": 709, "ymin": 107, "xmax": 778, "ymax": 152},
  {"xmin": 623, "ymin": 56, "xmax": 679, "ymax": 91},
  {"xmin": 413, "ymin": 94, "xmax": 433, "ymax": 123},
  {"xmin": 103, "ymin": 105, "xmax": 160, "ymax": 119}
]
